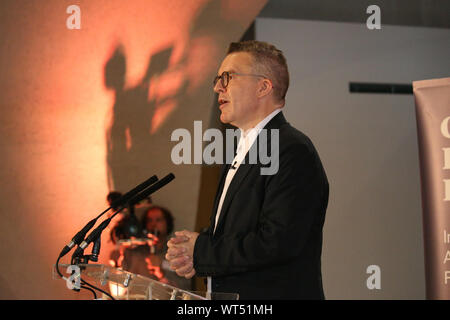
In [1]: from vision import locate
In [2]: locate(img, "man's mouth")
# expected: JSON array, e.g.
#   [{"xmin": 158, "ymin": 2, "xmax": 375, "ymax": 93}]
[{"xmin": 218, "ymin": 98, "xmax": 229, "ymax": 108}]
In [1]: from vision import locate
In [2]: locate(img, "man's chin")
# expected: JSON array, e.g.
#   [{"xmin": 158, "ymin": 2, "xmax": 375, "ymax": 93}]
[
  {"xmin": 219, "ymin": 113, "xmax": 238, "ymax": 127},
  {"xmin": 219, "ymin": 113, "xmax": 230, "ymax": 124}
]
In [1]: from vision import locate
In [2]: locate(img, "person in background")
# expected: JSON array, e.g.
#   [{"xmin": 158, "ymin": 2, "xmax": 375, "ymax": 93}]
[
  {"xmin": 106, "ymin": 195, "xmax": 191, "ymax": 291},
  {"xmin": 107, "ymin": 191, "xmax": 148, "ymax": 278},
  {"xmin": 107, "ymin": 191, "xmax": 152, "ymax": 244}
]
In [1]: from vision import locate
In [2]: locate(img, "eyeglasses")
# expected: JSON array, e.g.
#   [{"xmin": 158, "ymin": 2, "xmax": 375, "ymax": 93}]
[{"xmin": 213, "ymin": 71, "xmax": 268, "ymax": 89}]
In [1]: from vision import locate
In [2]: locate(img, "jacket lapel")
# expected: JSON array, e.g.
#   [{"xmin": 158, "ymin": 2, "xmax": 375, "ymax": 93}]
[
  {"xmin": 213, "ymin": 150, "xmax": 254, "ymax": 236},
  {"xmin": 209, "ymin": 163, "xmax": 230, "ymax": 231},
  {"xmin": 209, "ymin": 132, "xmax": 240, "ymax": 233},
  {"xmin": 212, "ymin": 111, "xmax": 288, "ymax": 236}
]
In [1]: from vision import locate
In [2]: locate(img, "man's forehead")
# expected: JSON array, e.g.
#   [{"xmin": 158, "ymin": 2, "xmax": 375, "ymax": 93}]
[
  {"xmin": 218, "ymin": 52, "xmax": 254, "ymax": 74},
  {"xmin": 147, "ymin": 208, "xmax": 163, "ymax": 216}
]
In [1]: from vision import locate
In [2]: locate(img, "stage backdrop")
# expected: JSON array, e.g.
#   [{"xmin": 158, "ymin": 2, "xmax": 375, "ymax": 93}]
[
  {"xmin": 256, "ymin": 17, "xmax": 450, "ymax": 299},
  {"xmin": 0, "ymin": 0, "xmax": 266, "ymax": 299}
]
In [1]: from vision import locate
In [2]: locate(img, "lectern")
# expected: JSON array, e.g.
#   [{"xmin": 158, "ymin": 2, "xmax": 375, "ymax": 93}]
[{"xmin": 54, "ymin": 264, "xmax": 238, "ymax": 300}]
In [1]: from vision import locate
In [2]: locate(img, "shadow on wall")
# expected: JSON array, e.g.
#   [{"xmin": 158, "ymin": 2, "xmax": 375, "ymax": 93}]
[{"xmin": 104, "ymin": 0, "xmax": 242, "ymax": 192}]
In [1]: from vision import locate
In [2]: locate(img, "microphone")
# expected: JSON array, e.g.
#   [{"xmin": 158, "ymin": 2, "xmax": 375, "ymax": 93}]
[
  {"xmin": 129, "ymin": 173, "xmax": 175, "ymax": 205},
  {"xmin": 58, "ymin": 174, "xmax": 158, "ymax": 258},
  {"xmin": 90, "ymin": 235, "xmax": 101, "ymax": 262},
  {"xmin": 230, "ymin": 161, "xmax": 237, "ymax": 170},
  {"xmin": 110, "ymin": 175, "xmax": 158, "ymax": 209},
  {"xmin": 74, "ymin": 218, "xmax": 112, "ymax": 256},
  {"xmin": 74, "ymin": 173, "xmax": 175, "ymax": 256},
  {"xmin": 59, "ymin": 218, "xmax": 97, "ymax": 258}
]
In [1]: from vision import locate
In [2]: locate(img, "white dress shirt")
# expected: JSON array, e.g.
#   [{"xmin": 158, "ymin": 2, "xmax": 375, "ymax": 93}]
[{"xmin": 207, "ymin": 108, "xmax": 281, "ymax": 294}]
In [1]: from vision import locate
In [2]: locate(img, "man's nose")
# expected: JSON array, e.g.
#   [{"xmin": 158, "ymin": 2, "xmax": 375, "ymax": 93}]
[{"xmin": 213, "ymin": 80, "xmax": 225, "ymax": 93}]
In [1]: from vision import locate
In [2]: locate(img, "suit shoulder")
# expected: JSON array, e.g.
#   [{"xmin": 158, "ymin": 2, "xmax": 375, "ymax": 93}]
[
  {"xmin": 278, "ymin": 122, "xmax": 318, "ymax": 157},
  {"xmin": 275, "ymin": 123, "xmax": 328, "ymax": 187}
]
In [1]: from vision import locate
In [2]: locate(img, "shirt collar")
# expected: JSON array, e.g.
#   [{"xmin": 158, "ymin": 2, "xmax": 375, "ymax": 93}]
[
  {"xmin": 236, "ymin": 108, "xmax": 282, "ymax": 157},
  {"xmin": 240, "ymin": 108, "xmax": 282, "ymax": 139}
]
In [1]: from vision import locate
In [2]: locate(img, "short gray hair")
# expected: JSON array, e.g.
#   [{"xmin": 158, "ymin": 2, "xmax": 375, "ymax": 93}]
[{"xmin": 227, "ymin": 40, "xmax": 289, "ymax": 102}]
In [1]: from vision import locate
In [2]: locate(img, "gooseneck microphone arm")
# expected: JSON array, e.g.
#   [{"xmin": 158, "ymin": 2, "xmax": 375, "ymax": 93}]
[
  {"xmin": 58, "ymin": 174, "xmax": 158, "ymax": 259},
  {"xmin": 90, "ymin": 235, "xmax": 101, "ymax": 262},
  {"xmin": 58, "ymin": 217, "xmax": 99, "ymax": 259},
  {"xmin": 56, "ymin": 174, "xmax": 159, "ymax": 299},
  {"xmin": 61, "ymin": 173, "xmax": 174, "ymax": 300}
]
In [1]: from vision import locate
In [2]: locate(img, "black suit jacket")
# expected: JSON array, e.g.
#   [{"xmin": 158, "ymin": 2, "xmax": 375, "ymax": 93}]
[{"xmin": 193, "ymin": 112, "xmax": 329, "ymax": 299}]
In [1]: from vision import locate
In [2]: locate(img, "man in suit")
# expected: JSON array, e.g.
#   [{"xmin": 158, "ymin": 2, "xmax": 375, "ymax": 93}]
[{"xmin": 166, "ymin": 40, "xmax": 329, "ymax": 299}]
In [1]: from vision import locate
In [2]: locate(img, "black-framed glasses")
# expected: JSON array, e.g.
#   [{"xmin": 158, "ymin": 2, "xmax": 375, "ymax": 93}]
[{"xmin": 213, "ymin": 71, "xmax": 267, "ymax": 89}]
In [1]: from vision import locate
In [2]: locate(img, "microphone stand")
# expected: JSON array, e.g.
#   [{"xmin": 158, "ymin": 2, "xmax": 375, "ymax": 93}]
[
  {"xmin": 68, "ymin": 204, "xmax": 131, "ymax": 300},
  {"xmin": 70, "ymin": 201, "xmax": 130, "ymax": 264},
  {"xmin": 64, "ymin": 173, "xmax": 174, "ymax": 299},
  {"xmin": 71, "ymin": 235, "xmax": 101, "ymax": 264}
]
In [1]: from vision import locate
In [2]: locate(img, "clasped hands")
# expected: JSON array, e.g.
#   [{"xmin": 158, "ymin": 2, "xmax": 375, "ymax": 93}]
[{"xmin": 165, "ymin": 230, "xmax": 199, "ymax": 279}]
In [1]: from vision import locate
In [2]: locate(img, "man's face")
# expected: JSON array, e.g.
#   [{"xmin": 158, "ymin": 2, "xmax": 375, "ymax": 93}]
[
  {"xmin": 214, "ymin": 52, "xmax": 260, "ymax": 129},
  {"xmin": 145, "ymin": 208, "xmax": 168, "ymax": 237}
]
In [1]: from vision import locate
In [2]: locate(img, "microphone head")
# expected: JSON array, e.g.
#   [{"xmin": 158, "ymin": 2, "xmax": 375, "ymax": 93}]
[
  {"xmin": 161, "ymin": 173, "xmax": 175, "ymax": 184},
  {"xmin": 130, "ymin": 173, "xmax": 175, "ymax": 205},
  {"xmin": 111, "ymin": 175, "xmax": 158, "ymax": 208}
]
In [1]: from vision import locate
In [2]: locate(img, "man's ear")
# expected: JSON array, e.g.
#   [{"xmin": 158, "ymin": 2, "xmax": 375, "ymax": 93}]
[{"xmin": 257, "ymin": 78, "xmax": 273, "ymax": 98}]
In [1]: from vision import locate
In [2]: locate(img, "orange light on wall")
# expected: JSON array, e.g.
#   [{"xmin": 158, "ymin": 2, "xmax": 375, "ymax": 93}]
[{"xmin": 0, "ymin": 0, "xmax": 267, "ymax": 299}]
